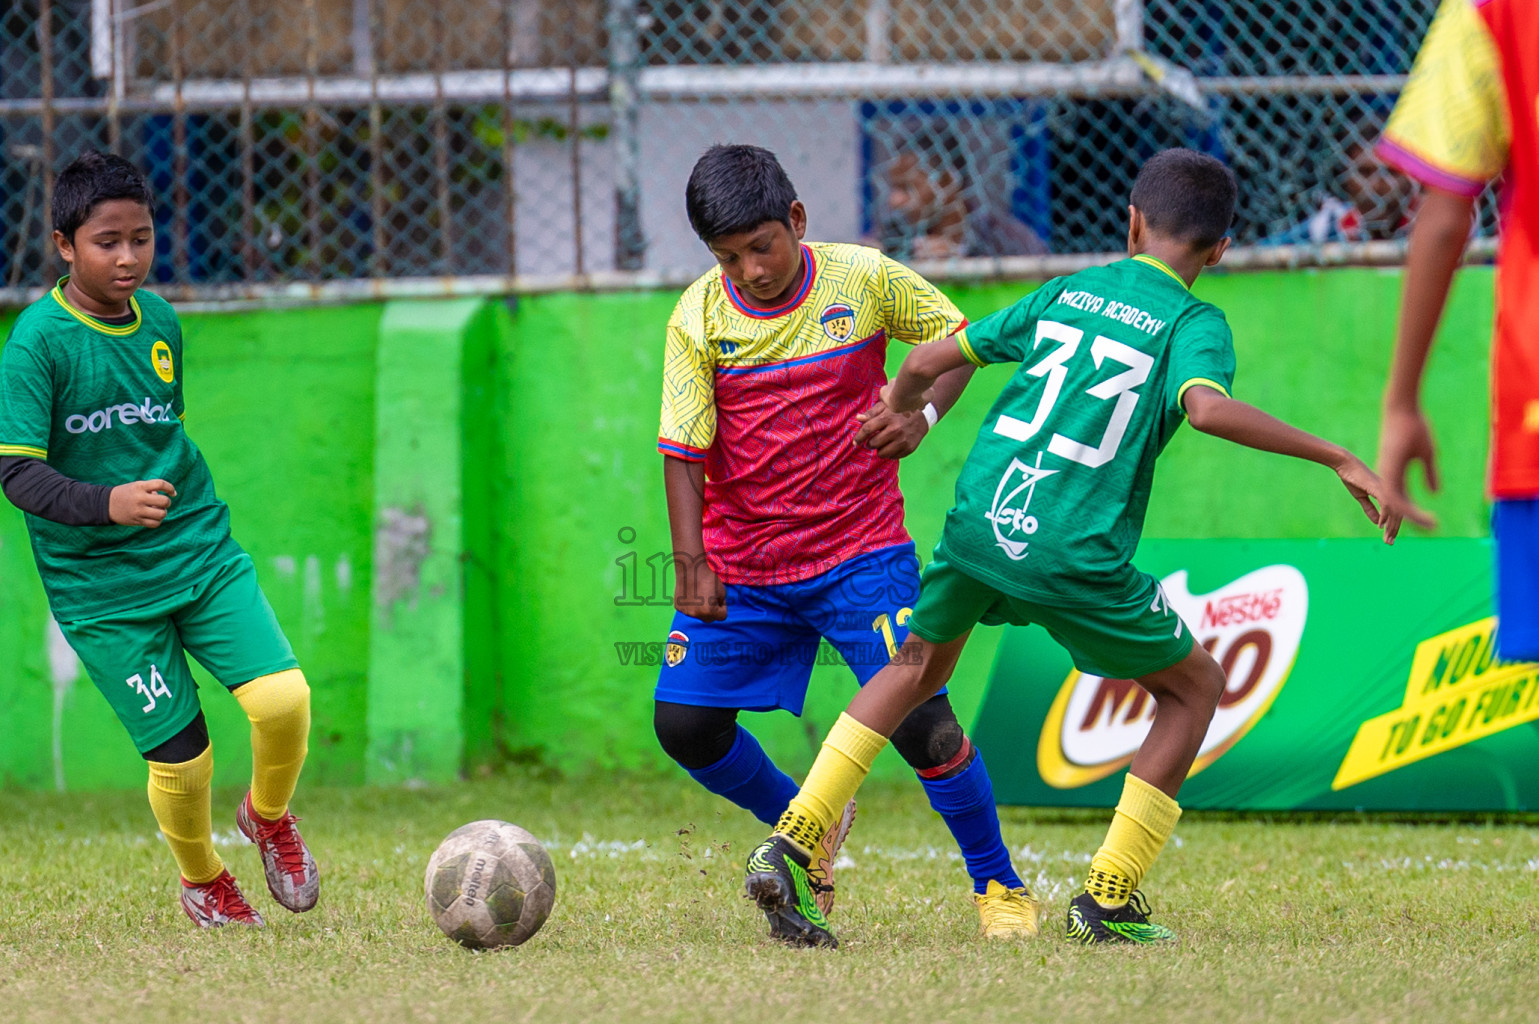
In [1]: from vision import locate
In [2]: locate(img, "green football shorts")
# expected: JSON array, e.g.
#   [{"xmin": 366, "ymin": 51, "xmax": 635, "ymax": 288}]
[
  {"xmin": 57, "ymin": 552, "xmax": 299, "ymax": 754},
  {"xmin": 907, "ymin": 557, "xmax": 1193, "ymax": 680}
]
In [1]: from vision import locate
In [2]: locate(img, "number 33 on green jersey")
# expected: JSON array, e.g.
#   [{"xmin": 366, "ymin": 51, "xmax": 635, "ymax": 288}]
[{"xmin": 939, "ymin": 255, "xmax": 1236, "ymax": 607}]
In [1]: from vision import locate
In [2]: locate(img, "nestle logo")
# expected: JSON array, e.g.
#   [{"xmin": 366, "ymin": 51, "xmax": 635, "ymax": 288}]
[{"xmin": 1200, "ymin": 589, "xmax": 1282, "ymax": 631}]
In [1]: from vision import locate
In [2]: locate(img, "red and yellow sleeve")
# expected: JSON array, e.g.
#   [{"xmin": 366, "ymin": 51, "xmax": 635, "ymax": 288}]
[
  {"xmin": 876, "ymin": 254, "xmax": 967, "ymax": 346},
  {"xmin": 1378, "ymin": 0, "xmax": 1509, "ymax": 197},
  {"xmin": 658, "ymin": 307, "xmax": 715, "ymax": 461}
]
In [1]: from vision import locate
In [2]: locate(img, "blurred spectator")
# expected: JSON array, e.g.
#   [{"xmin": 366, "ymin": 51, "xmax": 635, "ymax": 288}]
[
  {"xmin": 1263, "ymin": 140, "xmax": 1416, "ymax": 244},
  {"xmin": 875, "ymin": 134, "xmax": 1048, "ymax": 260}
]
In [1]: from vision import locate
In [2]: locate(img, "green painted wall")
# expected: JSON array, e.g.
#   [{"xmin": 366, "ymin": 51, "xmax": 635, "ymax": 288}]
[
  {"xmin": 0, "ymin": 266, "xmax": 1498, "ymax": 789},
  {"xmin": 1152, "ymin": 267, "xmax": 1491, "ymax": 539}
]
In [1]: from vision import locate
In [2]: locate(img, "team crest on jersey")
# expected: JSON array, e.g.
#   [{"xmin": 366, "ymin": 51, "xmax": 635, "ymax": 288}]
[
  {"xmin": 985, "ymin": 452, "xmax": 1057, "ymax": 560},
  {"xmin": 151, "ymin": 340, "xmax": 174, "ymax": 383},
  {"xmin": 664, "ymin": 629, "xmax": 690, "ymax": 668},
  {"xmin": 819, "ymin": 303, "xmax": 855, "ymax": 342}
]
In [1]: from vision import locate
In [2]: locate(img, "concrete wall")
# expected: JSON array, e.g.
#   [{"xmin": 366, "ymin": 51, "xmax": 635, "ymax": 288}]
[{"xmin": 0, "ymin": 265, "xmax": 1496, "ymax": 789}]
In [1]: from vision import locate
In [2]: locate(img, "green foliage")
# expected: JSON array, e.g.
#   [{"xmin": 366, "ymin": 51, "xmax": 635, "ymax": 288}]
[
  {"xmin": 473, "ymin": 106, "xmax": 611, "ymax": 148},
  {"xmin": 0, "ymin": 774, "xmax": 1535, "ymax": 1022}
]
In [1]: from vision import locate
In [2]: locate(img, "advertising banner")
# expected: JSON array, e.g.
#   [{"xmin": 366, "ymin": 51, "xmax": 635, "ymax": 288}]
[{"xmin": 973, "ymin": 539, "xmax": 1539, "ymax": 811}]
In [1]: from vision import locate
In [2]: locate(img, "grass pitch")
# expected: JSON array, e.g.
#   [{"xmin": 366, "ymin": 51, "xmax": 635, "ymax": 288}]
[{"xmin": 1, "ymin": 771, "xmax": 1534, "ymax": 1024}]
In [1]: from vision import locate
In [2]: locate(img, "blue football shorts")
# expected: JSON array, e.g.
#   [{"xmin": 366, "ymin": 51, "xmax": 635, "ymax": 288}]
[
  {"xmin": 653, "ymin": 542, "xmax": 932, "ymax": 714},
  {"xmin": 1494, "ymin": 498, "xmax": 1539, "ymax": 660}
]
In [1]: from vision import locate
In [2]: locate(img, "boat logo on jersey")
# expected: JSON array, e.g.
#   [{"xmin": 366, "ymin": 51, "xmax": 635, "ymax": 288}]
[
  {"xmin": 664, "ymin": 629, "xmax": 691, "ymax": 668},
  {"xmin": 151, "ymin": 340, "xmax": 174, "ymax": 383},
  {"xmin": 985, "ymin": 452, "xmax": 1057, "ymax": 560},
  {"xmin": 819, "ymin": 303, "xmax": 855, "ymax": 342},
  {"xmin": 1037, "ymin": 564, "xmax": 1308, "ymax": 788}
]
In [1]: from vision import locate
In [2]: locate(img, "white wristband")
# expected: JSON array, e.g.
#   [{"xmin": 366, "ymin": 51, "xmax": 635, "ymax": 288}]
[{"xmin": 922, "ymin": 402, "xmax": 939, "ymax": 429}]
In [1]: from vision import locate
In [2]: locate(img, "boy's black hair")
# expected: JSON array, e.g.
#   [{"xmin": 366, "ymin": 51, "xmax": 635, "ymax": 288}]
[
  {"xmin": 1129, "ymin": 148, "xmax": 1236, "ymax": 250},
  {"xmin": 52, "ymin": 151, "xmax": 155, "ymax": 242},
  {"xmin": 685, "ymin": 144, "xmax": 798, "ymax": 243}
]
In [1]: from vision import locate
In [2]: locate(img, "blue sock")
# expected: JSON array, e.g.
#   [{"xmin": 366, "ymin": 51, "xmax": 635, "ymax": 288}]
[
  {"xmin": 685, "ymin": 726, "xmax": 799, "ymax": 826},
  {"xmin": 919, "ymin": 749, "xmax": 1023, "ymax": 894}
]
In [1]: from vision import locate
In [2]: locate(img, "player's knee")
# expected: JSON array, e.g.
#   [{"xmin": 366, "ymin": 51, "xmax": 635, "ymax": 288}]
[
  {"xmin": 908, "ymin": 636, "xmax": 964, "ymax": 699},
  {"xmin": 142, "ymin": 710, "xmax": 211, "ymax": 763},
  {"xmin": 1189, "ymin": 649, "xmax": 1227, "ymax": 709},
  {"xmin": 233, "ymin": 668, "xmax": 310, "ymax": 725},
  {"xmin": 653, "ymin": 701, "xmax": 740, "ymax": 770},
  {"xmin": 890, "ymin": 695, "xmax": 967, "ymax": 773},
  {"xmin": 1144, "ymin": 646, "xmax": 1225, "ymax": 711}
]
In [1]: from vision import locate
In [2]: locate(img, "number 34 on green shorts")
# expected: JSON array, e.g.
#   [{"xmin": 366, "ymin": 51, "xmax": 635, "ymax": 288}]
[
  {"xmin": 905, "ymin": 556, "xmax": 1193, "ymax": 680},
  {"xmin": 56, "ymin": 553, "xmax": 298, "ymax": 754}
]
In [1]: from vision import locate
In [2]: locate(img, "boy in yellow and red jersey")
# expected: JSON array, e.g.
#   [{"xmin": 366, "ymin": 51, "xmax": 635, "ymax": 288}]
[
  {"xmin": 1376, "ymin": 0, "xmax": 1539, "ymax": 658},
  {"xmin": 655, "ymin": 144, "xmax": 1036, "ymax": 944}
]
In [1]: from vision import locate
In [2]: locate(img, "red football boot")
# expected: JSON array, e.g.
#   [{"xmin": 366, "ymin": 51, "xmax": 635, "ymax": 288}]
[{"xmin": 180, "ymin": 870, "xmax": 265, "ymax": 928}]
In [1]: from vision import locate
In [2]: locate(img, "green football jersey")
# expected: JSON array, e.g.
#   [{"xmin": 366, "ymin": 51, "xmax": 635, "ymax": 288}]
[
  {"xmin": 939, "ymin": 255, "xmax": 1236, "ymax": 606},
  {"xmin": 0, "ymin": 281, "xmax": 241, "ymax": 620}
]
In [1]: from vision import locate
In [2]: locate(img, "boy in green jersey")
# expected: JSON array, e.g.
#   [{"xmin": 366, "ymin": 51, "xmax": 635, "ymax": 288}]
[
  {"xmin": 0, "ymin": 152, "xmax": 318, "ymax": 928},
  {"xmin": 744, "ymin": 148, "xmax": 1410, "ymax": 947}
]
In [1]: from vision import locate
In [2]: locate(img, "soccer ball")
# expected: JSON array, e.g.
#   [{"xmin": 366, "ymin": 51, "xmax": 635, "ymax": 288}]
[{"xmin": 424, "ymin": 819, "xmax": 557, "ymax": 949}]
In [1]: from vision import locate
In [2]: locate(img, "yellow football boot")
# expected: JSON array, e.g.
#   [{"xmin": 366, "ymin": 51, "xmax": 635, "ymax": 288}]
[{"xmin": 974, "ymin": 879, "xmax": 1041, "ymax": 939}]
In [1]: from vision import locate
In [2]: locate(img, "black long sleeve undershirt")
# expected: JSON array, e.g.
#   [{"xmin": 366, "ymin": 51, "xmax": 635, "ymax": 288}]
[
  {"xmin": 1, "ymin": 303, "xmax": 133, "ymax": 526},
  {"xmin": 0, "ymin": 456, "xmax": 113, "ymax": 526}
]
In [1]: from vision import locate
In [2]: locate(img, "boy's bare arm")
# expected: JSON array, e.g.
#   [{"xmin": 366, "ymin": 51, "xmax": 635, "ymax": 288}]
[
  {"xmin": 853, "ymin": 361, "xmax": 975, "ymax": 459},
  {"xmin": 1183, "ymin": 386, "xmax": 1415, "ymax": 543},
  {"xmin": 881, "ymin": 335, "xmax": 976, "ymax": 413},
  {"xmin": 662, "ymin": 455, "xmax": 726, "ymax": 622},
  {"xmin": 927, "ymin": 359, "xmax": 976, "ymax": 418},
  {"xmin": 1378, "ymin": 188, "xmax": 1477, "ymax": 527},
  {"xmin": 853, "ymin": 330, "xmax": 977, "ymax": 459}
]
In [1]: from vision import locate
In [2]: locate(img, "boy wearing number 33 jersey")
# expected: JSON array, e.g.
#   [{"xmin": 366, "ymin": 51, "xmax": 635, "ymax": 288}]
[
  {"xmin": 0, "ymin": 153, "xmax": 317, "ymax": 928},
  {"xmin": 746, "ymin": 148, "xmax": 1412, "ymax": 947}
]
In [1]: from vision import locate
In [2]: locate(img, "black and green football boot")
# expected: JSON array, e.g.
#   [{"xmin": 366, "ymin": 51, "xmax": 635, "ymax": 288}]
[
  {"xmin": 744, "ymin": 835, "xmax": 838, "ymax": 948},
  {"xmin": 1066, "ymin": 890, "xmax": 1176, "ymax": 945}
]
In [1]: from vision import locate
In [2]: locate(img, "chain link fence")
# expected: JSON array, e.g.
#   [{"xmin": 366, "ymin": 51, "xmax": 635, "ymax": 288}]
[{"xmin": 0, "ymin": 1, "xmax": 1488, "ymax": 301}]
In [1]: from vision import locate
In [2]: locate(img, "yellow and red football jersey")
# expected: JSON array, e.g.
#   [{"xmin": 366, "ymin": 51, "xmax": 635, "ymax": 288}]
[
  {"xmin": 659, "ymin": 242, "xmax": 966, "ymax": 584},
  {"xmin": 1378, "ymin": 0, "xmax": 1539, "ymax": 498}
]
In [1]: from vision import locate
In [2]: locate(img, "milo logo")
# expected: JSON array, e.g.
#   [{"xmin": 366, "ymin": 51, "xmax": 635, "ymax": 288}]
[{"xmin": 1037, "ymin": 564, "xmax": 1308, "ymax": 788}]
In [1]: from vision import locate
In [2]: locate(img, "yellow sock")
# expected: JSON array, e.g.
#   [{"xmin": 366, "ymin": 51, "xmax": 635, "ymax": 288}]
[
  {"xmin": 147, "ymin": 746, "xmax": 223, "ymax": 884},
  {"xmin": 774, "ymin": 713, "xmax": 887, "ymax": 853},
  {"xmin": 1085, "ymin": 773, "xmax": 1182, "ymax": 909},
  {"xmin": 235, "ymin": 669, "xmax": 311, "ymax": 821}
]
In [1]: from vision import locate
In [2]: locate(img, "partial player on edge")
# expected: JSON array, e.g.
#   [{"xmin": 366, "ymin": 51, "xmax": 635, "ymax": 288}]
[
  {"xmin": 1375, "ymin": 0, "xmax": 1536, "ymax": 657},
  {"xmin": 744, "ymin": 148, "xmax": 1411, "ymax": 947}
]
